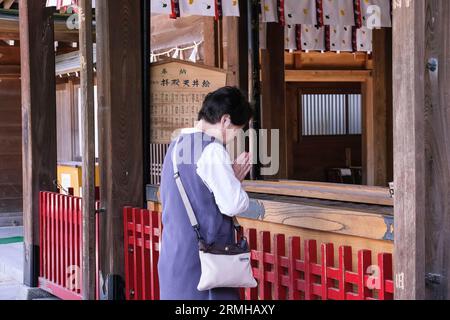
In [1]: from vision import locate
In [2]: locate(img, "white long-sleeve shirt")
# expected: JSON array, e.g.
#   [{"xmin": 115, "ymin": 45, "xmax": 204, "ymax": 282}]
[{"xmin": 180, "ymin": 128, "xmax": 250, "ymax": 217}]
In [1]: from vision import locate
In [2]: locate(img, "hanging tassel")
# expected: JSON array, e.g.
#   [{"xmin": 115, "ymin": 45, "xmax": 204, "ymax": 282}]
[
  {"xmin": 172, "ymin": 47, "xmax": 180, "ymax": 59},
  {"xmin": 179, "ymin": 49, "xmax": 185, "ymax": 60},
  {"xmin": 189, "ymin": 42, "xmax": 199, "ymax": 62}
]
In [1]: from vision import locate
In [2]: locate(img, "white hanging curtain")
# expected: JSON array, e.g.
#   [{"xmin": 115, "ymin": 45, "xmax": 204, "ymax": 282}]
[
  {"xmin": 300, "ymin": 25, "xmax": 325, "ymax": 51},
  {"xmin": 179, "ymin": 0, "xmax": 216, "ymax": 17},
  {"xmin": 151, "ymin": 0, "xmax": 173, "ymax": 15},
  {"xmin": 322, "ymin": 0, "xmax": 355, "ymax": 26},
  {"xmin": 46, "ymin": 0, "xmax": 390, "ymax": 54},
  {"xmin": 356, "ymin": 26, "xmax": 373, "ymax": 52},
  {"xmin": 284, "ymin": 0, "xmax": 316, "ymax": 25},
  {"xmin": 329, "ymin": 26, "xmax": 353, "ymax": 52},
  {"xmin": 260, "ymin": 0, "xmax": 278, "ymax": 23},
  {"xmin": 259, "ymin": 14, "xmax": 267, "ymax": 50},
  {"xmin": 284, "ymin": 24, "xmax": 297, "ymax": 50},
  {"xmin": 221, "ymin": 0, "xmax": 240, "ymax": 17}
]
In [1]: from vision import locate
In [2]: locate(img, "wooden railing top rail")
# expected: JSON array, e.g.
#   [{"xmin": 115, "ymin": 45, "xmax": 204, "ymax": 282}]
[{"xmin": 243, "ymin": 180, "xmax": 393, "ymax": 207}]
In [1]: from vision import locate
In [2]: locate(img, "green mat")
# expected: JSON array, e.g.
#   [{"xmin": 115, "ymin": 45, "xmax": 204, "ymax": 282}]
[{"xmin": 0, "ymin": 237, "xmax": 24, "ymax": 245}]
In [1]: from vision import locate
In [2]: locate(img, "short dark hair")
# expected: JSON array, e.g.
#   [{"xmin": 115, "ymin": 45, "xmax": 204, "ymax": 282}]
[{"xmin": 198, "ymin": 86, "xmax": 254, "ymax": 126}]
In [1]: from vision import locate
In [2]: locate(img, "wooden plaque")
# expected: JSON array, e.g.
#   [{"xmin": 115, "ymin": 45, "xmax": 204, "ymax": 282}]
[{"xmin": 150, "ymin": 59, "xmax": 227, "ymax": 144}]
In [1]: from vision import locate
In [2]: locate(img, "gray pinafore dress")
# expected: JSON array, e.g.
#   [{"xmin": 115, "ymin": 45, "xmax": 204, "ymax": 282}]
[{"xmin": 157, "ymin": 131, "xmax": 240, "ymax": 300}]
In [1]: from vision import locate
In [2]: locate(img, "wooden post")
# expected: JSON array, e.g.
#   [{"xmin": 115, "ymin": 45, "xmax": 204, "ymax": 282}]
[
  {"xmin": 247, "ymin": 0, "xmax": 260, "ymax": 180},
  {"xmin": 223, "ymin": 17, "xmax": 240, "ymax": 87},
  {"xmin": 260, "ymin": 23, "xmax": 287, "ymax": 179},
  {"xmin": 392, "ymin": 0, "xmax": 426, "ymax": 300},
  {"xmin": 79, "ymin": 0, "xmax": 96, "ymax": 300},
  {"xmin": 363, "ymin": 29, "xmax": 392, "ymax": 187},
  {"xmin": 423, "ymin": 0, "xmax": 450, "ymax": 300},
  {"xmin": 19, "ymin": 0, "xmax": 57, "ymax": 287},
  {"xmin": 223, "ymin": 0, "xmax": 249, "ymax": 90},
  {"xmin": 96, "ymin": 0, "xmax": 143, "ymax": 300}
]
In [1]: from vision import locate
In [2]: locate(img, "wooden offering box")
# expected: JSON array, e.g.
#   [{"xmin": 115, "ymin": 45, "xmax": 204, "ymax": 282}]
[
  {"xmin": 147, "ymin": 180, "xmax": 394, "ymax": 269},
  {"xmin": 238, "ymin": 180, "xmax": 394, "ymax": 269}
]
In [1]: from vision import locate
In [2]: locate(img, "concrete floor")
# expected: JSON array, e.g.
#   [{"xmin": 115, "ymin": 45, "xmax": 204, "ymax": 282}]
[
  {"xmin": 0, "ymin": 227, "xmax": 24, "ymax": 284},
  {"xmin": 0, "ymin": 278, "xmax": 25, "ymax": 300},
  {"xmin": 0, "ymin": 226, "xmax": 59, "ymax": 300},
  {"xmin": 0, "ymin": 227, "xmax": 24, "ymax": 300}
]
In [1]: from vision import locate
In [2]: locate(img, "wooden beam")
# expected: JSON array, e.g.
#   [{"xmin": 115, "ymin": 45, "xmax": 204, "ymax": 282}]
[
  {"xmin": 79, "ymin": 0, "xmax": 96, "ymax": 300},
  {"xmin": 19, "ymin": 0, "xmax": 57, "ymax": 287},
  {"xmin": 0, "ymin": 64, "xmax": 20, "ymax": 77},
  {"xmin": 285, "ymin": 70, "xmax": 372, "ymax": 82},
  {"xmin": 96, "ymin": 0, "xmax": 143, "ymax": 300},
  {"xmin": 0, "ymin": 15, "xmax": 92, "ymax": 42},
  {"xmin": 392, "ymin": 0, "xmax": 426, "ymax": 300},
  {"xmin": 289, "ymin": 51, "xmax": 370, "ymax": 70},
  {"xmin": 0, "ymin": 45, "xmax": 20, "ymax": 64},
  {"xmin": 243, "ymin": 180, "xmax": 393, "ymax": 206}
]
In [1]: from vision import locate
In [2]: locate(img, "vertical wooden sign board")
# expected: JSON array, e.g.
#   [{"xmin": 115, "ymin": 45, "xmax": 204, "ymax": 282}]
[{"xmin": 150, "ymin": 59, "xmax": 227, "ymax": 144}]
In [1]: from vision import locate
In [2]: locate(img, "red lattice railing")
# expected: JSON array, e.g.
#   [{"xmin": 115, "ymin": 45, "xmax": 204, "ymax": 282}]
[
  {"xmin": 39, "ymin": 191, "xmax": 100, "ymax": 300},
  {"xmin": 123, "ymin": 207, "xmax": 394, "ymax": 300}
]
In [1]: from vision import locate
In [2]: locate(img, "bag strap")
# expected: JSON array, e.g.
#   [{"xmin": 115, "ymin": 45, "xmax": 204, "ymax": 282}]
[{"xmin": 172, "ymin": 135, "xmax": 241, "ymax": 240}]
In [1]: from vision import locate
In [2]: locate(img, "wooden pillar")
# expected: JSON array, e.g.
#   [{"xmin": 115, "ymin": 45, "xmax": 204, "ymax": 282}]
[
  {"xmin": 203, "ymin": 18, "xmax": 216, "ymax": 67},
  {"xmin": 423, "ymin": 0, "xmax": 450, "ymax": 300},
  {"xmin": 96, "ymin": 0, "xmax": 143, "ymax": 300},
  {"xmin": 364, "ymin": 29, "xmax": 392, "ymax": 187},
  {"xmin": 361, "ymin": 76, "xmax": 375, "ymax": 185},
  {"xmin": 223, "ymin": 17, "xmax": 240, "ymax": 87},
  {"xmin": 19, "ymin": 0, "xmax": 57, "ymax": 287},
  {"xmin": 79, "ymin": 0, "xmax": 96, "ymax": 300},
  {"xmin": 392, "ymin": 0, "xmax": 426, "ymax": 300},
  {"xmin": 260, "ymin": 23, "xmax": 287, "ymax": 179},
  {"xmin": 223, "ymin": 0, "xmax": 249, "ymax": 90}
]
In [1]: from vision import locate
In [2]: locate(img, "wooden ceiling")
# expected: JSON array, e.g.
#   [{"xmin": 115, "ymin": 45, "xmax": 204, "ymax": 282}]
[{"xmin": 0, "ymin": 14, "xmax": 82, "ymax": 42}]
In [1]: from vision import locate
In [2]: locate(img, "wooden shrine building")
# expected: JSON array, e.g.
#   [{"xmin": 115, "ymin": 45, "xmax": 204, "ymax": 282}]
[{"xmin": 0, "ymin": 0, "xmax": 449, "ymax": 300}]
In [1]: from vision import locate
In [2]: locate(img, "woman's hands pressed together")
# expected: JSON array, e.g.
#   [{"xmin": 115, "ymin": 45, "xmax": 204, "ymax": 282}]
[{"xmin": 232, "ymin": 152, "xmax": 252, "ymax": 182}]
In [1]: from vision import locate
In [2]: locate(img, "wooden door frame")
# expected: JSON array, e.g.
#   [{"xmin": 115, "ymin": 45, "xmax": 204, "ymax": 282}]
[{"xmin": 285, "ymin": 70, "xmax": 377, "ymax": 186}]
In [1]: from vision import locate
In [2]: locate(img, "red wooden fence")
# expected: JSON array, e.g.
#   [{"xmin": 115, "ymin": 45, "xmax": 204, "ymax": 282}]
[
  {"xmin": 123, "ymin": 207, "xmax": 394, "ymax": 300},
  {"xmin": 39, "ymin": 191, "xmax": 100, "ymax": 300}
]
